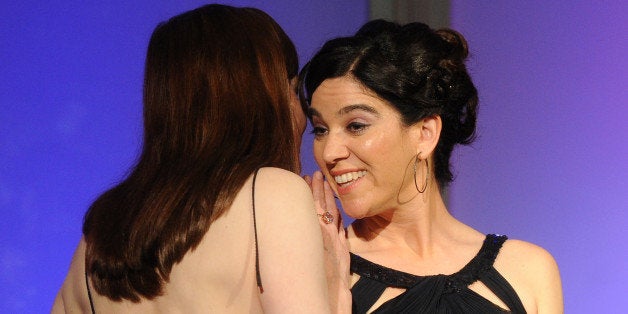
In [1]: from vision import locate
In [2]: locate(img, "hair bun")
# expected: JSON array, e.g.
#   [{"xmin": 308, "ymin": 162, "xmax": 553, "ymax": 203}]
[{"xmin": 436, "ymin": 29, "xmax": 469, "ymax": 65}]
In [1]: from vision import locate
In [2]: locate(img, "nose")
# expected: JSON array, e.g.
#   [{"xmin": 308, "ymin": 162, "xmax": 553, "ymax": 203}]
[{"xmin": 321, "ymin": 132, "xmax": 350, "ymax": 165}]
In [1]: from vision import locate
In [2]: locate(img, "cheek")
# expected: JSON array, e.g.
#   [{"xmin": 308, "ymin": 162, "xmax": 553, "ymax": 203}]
[
  {"xmin": 362, "ymin": 130, "xmax": 398, "ymax": 158},
  {"xmin": 365, "ymin": 130, "xmax": 413, "ymax": 180},
  {"xmin": 312, "ymin": 141, "xmax": 325, "ymax": 167}
]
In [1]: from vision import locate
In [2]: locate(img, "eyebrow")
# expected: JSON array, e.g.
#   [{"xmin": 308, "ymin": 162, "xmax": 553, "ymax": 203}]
[{"xmin": 308, "ymin": 104, "xmax": 381, "ymax": 118}]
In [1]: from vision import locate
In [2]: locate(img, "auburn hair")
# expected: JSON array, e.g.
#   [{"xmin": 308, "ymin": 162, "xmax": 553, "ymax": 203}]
[{"xmin": 83, "ymin": 4, "xmax": 299, "ymax": 301}]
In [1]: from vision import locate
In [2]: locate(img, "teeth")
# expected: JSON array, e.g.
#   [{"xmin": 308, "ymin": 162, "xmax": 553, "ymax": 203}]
[{"xmin": 334, "ymin": 171, "xmax": 367, "ymax": 184}]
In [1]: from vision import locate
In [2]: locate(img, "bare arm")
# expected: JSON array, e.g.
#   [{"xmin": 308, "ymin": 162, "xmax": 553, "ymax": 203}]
[
  {"xmin": 532, "ymin": 247, "xmax": 563, "ymax": 313},
  {"xmin": 497, "ymin": 240, "xmax": 563, "ymax": 314},
  {"xmin": 50, "ymin": 239, "xmax": 91, "ymax": 314},
  {"xmin": 254, "ymin": 168, "xmax": 338, "ymax": 313},
  {"xmin": 51, "ymin": 290, "xmax": 65, "ymax": 314}
]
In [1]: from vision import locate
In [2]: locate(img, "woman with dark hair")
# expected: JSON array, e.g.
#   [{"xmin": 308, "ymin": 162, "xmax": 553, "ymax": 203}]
[
  {"xmin": 300, "ymin": 20, "xmax": 563, "ymax": 313},
  {"xmin": 53, "ymin": 4, "xmax": 350, "ymax": 313}
]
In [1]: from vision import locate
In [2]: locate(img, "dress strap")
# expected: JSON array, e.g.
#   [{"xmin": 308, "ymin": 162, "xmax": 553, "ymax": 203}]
[
  {"xmin": 85, "ymin": 271, "xmax": 96, "ymax": 314},
  {"xmin": 350, "ymin": 253, "xmax": 423, "ymax": 288},
  {"xmin": 481, "ymin": 268, "xmax": 527, "ymax": 313},
  {"xmin": 450, "ymin": 234, "xmax": 507, "ymax": 287},
  {"xmin": 251, "ymin": 169, "xmax": 263, "ymax": 293}
]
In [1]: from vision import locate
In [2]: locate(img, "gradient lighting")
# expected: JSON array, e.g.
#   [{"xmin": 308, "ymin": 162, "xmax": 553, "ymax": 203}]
[
  {"xmin": 449, "ymin": 2, "xmax": 627, "ymax": 312},
  {"xmin": 2, "ymin": 1, "xmax": 625, "ymax": 312}
]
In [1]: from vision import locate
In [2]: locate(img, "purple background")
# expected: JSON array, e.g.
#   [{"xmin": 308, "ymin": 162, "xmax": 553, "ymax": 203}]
[
  {"xmin": 1, "ymin": 1, "xmax": 625, "ymax": 312},
  {"xmin": 447, "ymin": 2, "xmax": 627, "ymax": 312}
]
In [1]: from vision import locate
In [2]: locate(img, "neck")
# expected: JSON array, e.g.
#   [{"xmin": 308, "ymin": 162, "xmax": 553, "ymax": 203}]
[{"xmin": 349, "ymin": 185, "xmax": 462, "ymax": 258}]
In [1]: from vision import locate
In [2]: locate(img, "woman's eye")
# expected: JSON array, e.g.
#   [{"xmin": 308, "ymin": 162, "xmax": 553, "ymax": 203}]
[
  {"xmin": 311, "ymin": 126, "xmax": 328, "ymax": 136},
  {"xmin": 347, "ymin": 122, "xmax": 368, "ymax": 134}
]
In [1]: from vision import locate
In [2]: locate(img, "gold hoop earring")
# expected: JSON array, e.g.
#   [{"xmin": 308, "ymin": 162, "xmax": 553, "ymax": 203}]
[{"xmin": 413, "ymin": 154, "xmax": 429, "ymax": 193}]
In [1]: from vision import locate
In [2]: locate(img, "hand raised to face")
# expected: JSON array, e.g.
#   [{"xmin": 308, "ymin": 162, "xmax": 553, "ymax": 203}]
[{"xmin": 303, "ymin": 171, "xmax": 351, "ymax": 313}]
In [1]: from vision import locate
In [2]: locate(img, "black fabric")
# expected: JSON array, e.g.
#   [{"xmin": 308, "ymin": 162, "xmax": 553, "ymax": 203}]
[{"xmin": 350, "ymin": 234, "xmax": 526, "ymax": 313}]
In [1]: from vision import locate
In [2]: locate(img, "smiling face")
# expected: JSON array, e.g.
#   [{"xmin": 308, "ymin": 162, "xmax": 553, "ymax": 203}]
[{"xmin": 309, "ymin": 75, "xmax": 421, "ymax": 219}]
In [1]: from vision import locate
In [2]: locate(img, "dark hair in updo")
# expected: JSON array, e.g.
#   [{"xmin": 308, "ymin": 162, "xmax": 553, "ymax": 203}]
[{"xmin": 299, "ymin": 19, "xmax": 478, "ymax": 188}]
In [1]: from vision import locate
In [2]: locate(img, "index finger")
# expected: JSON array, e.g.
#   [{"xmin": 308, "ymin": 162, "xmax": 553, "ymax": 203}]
[{"xmin": 311, "ymin": 171, "xmax": 326, "ymax": 211}]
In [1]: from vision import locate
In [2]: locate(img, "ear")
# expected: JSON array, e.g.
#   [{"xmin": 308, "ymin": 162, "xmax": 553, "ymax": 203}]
[{"xmin": 414, "ymin": 115, "xmax": 442, "ymax": 158}]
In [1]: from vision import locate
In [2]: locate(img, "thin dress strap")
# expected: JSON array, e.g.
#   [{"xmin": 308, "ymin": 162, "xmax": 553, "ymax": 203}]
[
  {"xmin": 85, "ymin": 271, "xmax": 96, "ymax": 314},
  {"xmin": 251, "ymin": 169, "xmax": 263, "ymax": 293}
]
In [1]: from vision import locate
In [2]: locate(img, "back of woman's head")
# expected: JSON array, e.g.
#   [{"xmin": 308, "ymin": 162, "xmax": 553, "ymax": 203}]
[
  {"xmin": 300, "ymin": 19, "xmax": 478, "ymax": 188},
  {"xmin": 83, "ymin": 4, "xmax": 298, "ymax": 301},
  {"xmin": 143, "ymin": 4, "xmax": 299, "ymax": 171}
]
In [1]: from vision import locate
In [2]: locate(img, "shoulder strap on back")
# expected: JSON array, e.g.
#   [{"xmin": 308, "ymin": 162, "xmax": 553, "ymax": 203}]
[
  {"xmin": 85, "ymin": 272, "xmax": 96, "ymax": 314},
  {"xmin": 251, "ymin": 169, "xmax": 264, "ymax": 293}
]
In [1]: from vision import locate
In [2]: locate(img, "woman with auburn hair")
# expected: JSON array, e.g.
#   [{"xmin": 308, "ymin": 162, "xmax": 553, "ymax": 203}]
[
  {"xmin": 300, "ymin": 20, "xmax": 563, "ymax": 313},
  {"xmin": 53, "ymin": 4, "xmax": 350, "ymax": 313}
]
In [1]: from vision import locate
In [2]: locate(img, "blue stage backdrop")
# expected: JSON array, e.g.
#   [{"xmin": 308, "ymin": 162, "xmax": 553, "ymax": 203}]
[
  {"xmin": 1, "ymin": 1, "xmax": 626, "ymax": 312},
  {"xmin": 0, "ymin": 1, "xmax": 368, "ymax": 312}
]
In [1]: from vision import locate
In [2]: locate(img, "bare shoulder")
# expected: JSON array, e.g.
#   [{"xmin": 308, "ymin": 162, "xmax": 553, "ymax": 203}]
[
  {"xmin": 495, "ymin": 238, "xmax": 563, "ymax": 313},
  {"xmin": 254, "ymin": 167, "xmax": 314, "ymax": 214},
  {"xmin": 251, "ymin": 166, "xmax": 318, "ymax": 239},
  {"xmin": 498, "ymin": 238, "xmax": 558, "ymax": 271},
  {"xmin": 52, "ymin": 238, "xmax": 91, "ymax": 313},
  {"xmin": 255, "ymin": 167, "xmax": 310, "ymax": 191},
  {"xmin": 250, "ymin": 168, "xmax": 329, "ymax": 313}
]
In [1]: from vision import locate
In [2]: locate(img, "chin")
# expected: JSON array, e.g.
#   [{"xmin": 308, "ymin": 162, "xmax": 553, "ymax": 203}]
[{"xmin": 339, "ymin": 201, "xmax": 368, "ymax": 220}]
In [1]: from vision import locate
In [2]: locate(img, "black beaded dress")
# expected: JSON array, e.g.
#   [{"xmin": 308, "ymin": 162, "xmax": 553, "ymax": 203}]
[{"xmin": 350, "ymin": 234, "xmax": 526, "ymax": 313}]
